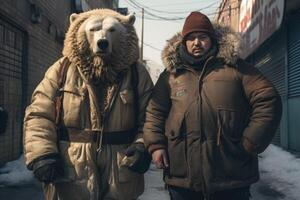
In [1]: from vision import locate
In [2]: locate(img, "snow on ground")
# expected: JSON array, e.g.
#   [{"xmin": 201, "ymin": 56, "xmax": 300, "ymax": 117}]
[
  {"xmin": 251, "ymin": 144, "xmax": 300, "ymax": 200},
  {"xmin": 139, "ymin": 164, "xmax": 169, "ymax": 200},
  {"xmin": 0, "ymin": 145, "xmax": 300, "ymax": 200},
  {"xmin": 0, "ymin": 155, "xmax": 34, "ymax": 187}
]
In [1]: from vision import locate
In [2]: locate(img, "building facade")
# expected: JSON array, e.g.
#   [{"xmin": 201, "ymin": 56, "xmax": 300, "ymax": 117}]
[
  {"xmin": 0, "ymin": 0, "xmax": 118, "ymax": 165},
  {"xmin": 215, "ymin": 0, "xmax": 241, "ymax": 32},
  {"xmin": 216, "ymin": 0, "xmax": 300, "ymax": 152}
]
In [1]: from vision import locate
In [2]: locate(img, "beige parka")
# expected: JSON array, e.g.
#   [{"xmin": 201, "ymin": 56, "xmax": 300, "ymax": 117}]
[
  {"xmin": 24, "ymin": 9, "xmax": 153, "ymax": 200},
  {"xmin": 23, "ymin": 57, "xmax": 153, "ymax": 200}
]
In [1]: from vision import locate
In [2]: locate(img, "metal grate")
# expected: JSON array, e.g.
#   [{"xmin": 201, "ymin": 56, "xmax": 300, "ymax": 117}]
[
  {"xmin": 288, "ymin": 11, "xmax": 300, "ymax": 98},
  {"xmin": 0, "ymin": 17, "xmax": 25, "ymax": 165},
  {"xmin": 253, "ymin": 30, "xmax": 286, "ymax": 146}
]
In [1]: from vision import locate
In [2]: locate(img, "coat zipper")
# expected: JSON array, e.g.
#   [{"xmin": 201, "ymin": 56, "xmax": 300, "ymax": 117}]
[
  {"xmin": 217, "ymin": 110, "xmax": 222, "ymax": 146},
  {"xmin": 96, "ymin": 79, "xmax": 123, "ymax": 152},
  {"xmin": 198, "ymin": 56, "xmax": 214, "ymax": 198},
  {"xmin": 85, "ymin": 78, "xmax": 123, "ymax": 152}
]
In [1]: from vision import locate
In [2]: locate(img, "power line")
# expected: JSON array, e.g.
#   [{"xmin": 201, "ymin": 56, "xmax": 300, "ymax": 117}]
[
  {"xmin": 126, "ymin": 0, "xmax": 186, "ymax": 20},
  {"xmin": 126, "ymin": 0, "xmax": 231, "ymax": 21},
  {"xmin": 147, "ymin": 1, "xmax": 217, "ymax": 8},
  {"xmin": 124, "ymin": 0, "xmax": 237, "ymax": 22},
  {"xmin": 130, "ymin": 0, "xmax": 219, "ymax": 14},
  {"xmin": 143, "ymin": 42, "xmax": 162, "ymax": 52},
  {"xmin": 135, "ymin": 15, "xmax": 182, "ymax": 24}
]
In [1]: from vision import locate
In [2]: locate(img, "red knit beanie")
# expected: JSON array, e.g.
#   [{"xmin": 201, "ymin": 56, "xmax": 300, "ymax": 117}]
[{"xmin": 182, "ymin": 11, "xmax": 215, "ymax": 40}]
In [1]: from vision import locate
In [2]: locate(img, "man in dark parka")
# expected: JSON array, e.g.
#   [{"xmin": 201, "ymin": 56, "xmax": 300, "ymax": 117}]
[{"xmin": 143, "ymin": 11, "xmax": 282, "ymax": 200}]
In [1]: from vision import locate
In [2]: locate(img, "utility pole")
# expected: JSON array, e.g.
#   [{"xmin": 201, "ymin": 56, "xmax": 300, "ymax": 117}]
[{"xmin": 140, "ymin": 7, "xmax": 144, "ymax": 62}]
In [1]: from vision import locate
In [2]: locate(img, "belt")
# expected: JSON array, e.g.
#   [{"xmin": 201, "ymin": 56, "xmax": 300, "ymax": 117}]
[{"xmin": 59, "ymin": 128, "xmax": 137, "ymax": 145}]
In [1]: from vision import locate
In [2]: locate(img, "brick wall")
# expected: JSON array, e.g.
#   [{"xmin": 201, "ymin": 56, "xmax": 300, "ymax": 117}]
[{"xmin": 0, "ymin": 0, "xmax": 106, "ymax": 165}]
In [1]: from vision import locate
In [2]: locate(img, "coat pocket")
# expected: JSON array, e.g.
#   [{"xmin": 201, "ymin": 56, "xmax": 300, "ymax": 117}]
[
  {"xmin": 62, "ymin": 89, "xmax": 85, "ymax": 129},
  {"xmin": 58, "ymin": 141, "xmax": 92, "ymax": 181},
  {"xmin": 205, "ymin": 109, "xmax": 256, "ymax": 181},
  {"xmin": 119, "ymin": 89, "xmax": 134, "ymax": 105},
  {"xmin": 217, "ymin": 108, "xmax": 245, "ymax": 143},
  {"xmin": 165, "ymin": 112, "xmax": 188, "ymax": 178}
]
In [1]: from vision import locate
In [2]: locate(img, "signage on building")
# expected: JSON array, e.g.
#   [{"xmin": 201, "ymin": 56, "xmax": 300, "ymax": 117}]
[{"xmin": 239, "ymin": 0, "xmax": 284, "ymax": 58}]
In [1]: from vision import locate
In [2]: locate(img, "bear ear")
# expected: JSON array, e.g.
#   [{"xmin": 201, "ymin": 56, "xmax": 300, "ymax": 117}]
[
  {"xmin": 70, "ymin": 13, "xmax": 79, "ymax": 24},
  {"xmin": 126, "ymin": 14, "xmax": 136, "ymax": 25}
]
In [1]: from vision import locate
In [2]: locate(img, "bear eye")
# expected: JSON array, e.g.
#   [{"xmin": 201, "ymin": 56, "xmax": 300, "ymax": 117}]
[
  {"xmin": 108, "ymin": 27, "xmax": 115, "ymax": 32},
  {"xmin": 89, "ymin": 26, "xmax": 101, "ymax": 32}
]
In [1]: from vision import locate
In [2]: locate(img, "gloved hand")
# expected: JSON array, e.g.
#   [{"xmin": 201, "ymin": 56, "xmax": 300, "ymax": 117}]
[
  {"xmin": 122, "ymin": 142, "xmax": 152, "ymax": 174},
  {"xmin": 31, "ymin": 154, "xmax": 64, "ymax": 184}
]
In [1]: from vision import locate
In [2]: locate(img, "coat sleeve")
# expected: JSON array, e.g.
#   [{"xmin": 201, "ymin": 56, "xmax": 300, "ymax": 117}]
[
  {"xmin": 23, "ymin": 58, "xmax": 64, "ymax": 168},
  {"xmin": 238, "ymin": 60, "xmax": 282, "ymax": 154},
  {"xmin": 133, "ymin": 63, "xmax": 154, "ymax": 143},
  {"xmin": 143, "ymin": 71, "xmax": 171, "ymax": 153}
]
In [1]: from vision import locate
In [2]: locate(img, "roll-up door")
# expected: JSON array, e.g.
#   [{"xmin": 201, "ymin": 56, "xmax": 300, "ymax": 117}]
[
  {"xmin": 287, "ymin": 10, "xmax": 300, "ymax": 151},
  {"xmin": 253, "ymin": 29, "xmax": 286, "ymax": 146},
  {"xmin": 0, "ymin": 17, "xmax": 26, "ymax": 165}
]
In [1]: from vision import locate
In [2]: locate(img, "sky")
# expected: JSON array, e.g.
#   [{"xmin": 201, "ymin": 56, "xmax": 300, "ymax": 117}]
[{"xmin": 119, "ymin": 0, "xmax": 222, "ymax": 67}]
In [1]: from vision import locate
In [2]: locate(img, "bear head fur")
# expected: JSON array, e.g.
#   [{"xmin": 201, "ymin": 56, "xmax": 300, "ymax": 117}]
[{"xmin": 63, "ymin": 9, "xmax": 139, "ymax": 84}]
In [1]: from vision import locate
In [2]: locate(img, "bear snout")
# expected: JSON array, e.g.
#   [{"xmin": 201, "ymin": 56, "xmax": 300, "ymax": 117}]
[{"xmin": 97, "ymin": 39, "xmax": 109, "ymax": 51}]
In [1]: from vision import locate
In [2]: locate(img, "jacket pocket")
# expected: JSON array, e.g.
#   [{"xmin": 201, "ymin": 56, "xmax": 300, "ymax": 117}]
[
  {"xmin": 207, "ymin": 109, "xmax": 256, "ymax": 181},
  {"xmin": 117, "ymin": 149, "xmax": 141, "ymax": 183},
  {"xmin": 116, "ymin": 147, "xmax": 144, "ymax": 199},
  {"xmin": 119, "ymin": 89, "xmax": 134, "ymax": 105},
  {"xmin": 217, "ymin": 108, "xmax": 245, "ymax": 144},
  {"xmin": 112, "ymin": 89, "xmax": 135, "ymax": 128},
  {"xmin": 165, "ymin": 112, "xmax": 188, "ymax": 178},
  {"xmin": 62, "ymin": 89, "xmax": 85, "ymax": 129},
  {"xmin": 58, "ymin": 141, "xmax": 90, "ymax": 181}
]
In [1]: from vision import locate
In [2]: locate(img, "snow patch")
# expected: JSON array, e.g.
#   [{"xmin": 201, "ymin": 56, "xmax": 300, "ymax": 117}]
[
  {"xmin": 0, "ymin": 155, "xmax": 34, "ymax": 186},
  {"xmin": 257, "ymin": 144, "xmax": 300, "ymax": 200}
]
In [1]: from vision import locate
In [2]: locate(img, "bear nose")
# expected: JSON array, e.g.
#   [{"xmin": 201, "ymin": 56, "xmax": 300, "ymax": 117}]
[{"xmin": 97, "ymin": 39, "xmax": 109, "ymax": 50}]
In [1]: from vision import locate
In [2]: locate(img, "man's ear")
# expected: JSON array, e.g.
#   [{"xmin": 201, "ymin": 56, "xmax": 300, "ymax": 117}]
[{"xmin": 70, "ymin": 13, "xmax": 79, "ymax": 24}]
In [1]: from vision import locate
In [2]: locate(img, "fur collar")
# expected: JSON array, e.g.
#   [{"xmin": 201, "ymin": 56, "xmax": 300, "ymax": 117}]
[{"xmin": 161, "ymin": 24, "xmax": 241, "ymax": 71}]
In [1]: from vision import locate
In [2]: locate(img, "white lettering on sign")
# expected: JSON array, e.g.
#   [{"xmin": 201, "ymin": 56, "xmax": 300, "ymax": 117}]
[{"xmin": 239, "ymin": 0, "xmax": 284, "ymax": 58}]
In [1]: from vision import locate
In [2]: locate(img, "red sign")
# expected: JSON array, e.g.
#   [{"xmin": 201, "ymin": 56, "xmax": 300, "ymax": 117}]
[{"xmin": 239, "ymin": 0, "xmax": 284, "ymax": 58}]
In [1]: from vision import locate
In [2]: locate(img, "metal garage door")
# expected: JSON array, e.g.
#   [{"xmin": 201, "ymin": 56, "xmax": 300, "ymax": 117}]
[
  {"xmin": 253, "ymin": 29, "xmax": 286, "ymax": 146},
  {"xmin": 0, "ymin": 17, "xmax": 26, "ymax": 165},
  {"xmin": 287, "ymin": 10, "xmax": 300, "ymax": 152}
]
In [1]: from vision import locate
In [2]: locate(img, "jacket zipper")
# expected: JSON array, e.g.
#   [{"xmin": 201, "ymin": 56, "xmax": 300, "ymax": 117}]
[
  {"xmin": 96, "ymin": 79, "xmax": 123, "ymax": 152},
  {"xmin": 198, "ymin": 56, "xmax": 214, "ymax": 198},
  {"xmin": 85, "ymin": 78, "xmax": 123, "ymax": 152},
  {"xmin": 217, "ymin": 110, "xmax": 222, "ymax": 146}
]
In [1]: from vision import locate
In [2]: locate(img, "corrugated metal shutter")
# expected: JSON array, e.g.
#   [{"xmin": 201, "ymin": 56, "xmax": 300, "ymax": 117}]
[
  {"xmin": 0, "ymin": 17, "xmax": 26, "ymax": 165},
  {"xmin": 253, "ymin": 29, "xmax": 286, "ymax": 146},
  {"xmin": 288, "ymin": 11, "xmax": 300, "ymax": 98},
  {"xmin": 287, "ymin": 10, "xmax": 300, "ymax": 152}
]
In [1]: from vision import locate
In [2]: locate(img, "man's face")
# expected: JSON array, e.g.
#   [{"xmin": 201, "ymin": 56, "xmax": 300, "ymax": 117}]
[{"xmin": 185, "ymin": 32, "xmax": 212, "ymax": 57}]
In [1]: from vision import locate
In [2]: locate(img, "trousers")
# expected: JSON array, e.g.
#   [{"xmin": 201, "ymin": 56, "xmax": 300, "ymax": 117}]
[{"xmin": 168, "ymin": 185, "xmax": 251, "ymax": 200}]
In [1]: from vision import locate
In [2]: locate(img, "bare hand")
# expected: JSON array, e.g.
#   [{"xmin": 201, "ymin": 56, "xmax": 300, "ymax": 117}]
[{"xmin": 152, "ymin": 149, "xmax": 169, "ymax": 169}]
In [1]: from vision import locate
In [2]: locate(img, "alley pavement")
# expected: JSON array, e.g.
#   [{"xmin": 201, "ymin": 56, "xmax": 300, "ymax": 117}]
[{"xmin": 0, "ymin": 164, "xmax": 287, "ymax": 200}]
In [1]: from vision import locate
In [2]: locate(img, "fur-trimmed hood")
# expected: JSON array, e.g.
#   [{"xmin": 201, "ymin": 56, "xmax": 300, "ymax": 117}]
[
  {"xmin": 62, "ymin": 9, "xmax": 139, "ymax": 83},
  {"xmin": 162, "ymin": 24, "xmax": 241, "ymax": 71}
]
